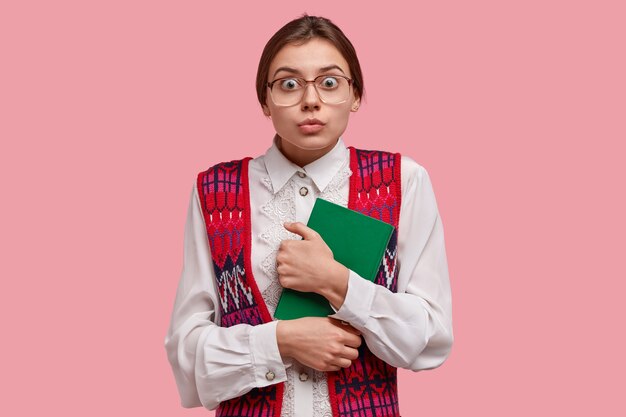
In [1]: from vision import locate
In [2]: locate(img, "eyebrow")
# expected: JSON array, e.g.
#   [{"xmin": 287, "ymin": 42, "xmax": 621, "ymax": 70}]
[{"xmin": 272, "ymin": 65, "xmax": 346, "ymax": 78}]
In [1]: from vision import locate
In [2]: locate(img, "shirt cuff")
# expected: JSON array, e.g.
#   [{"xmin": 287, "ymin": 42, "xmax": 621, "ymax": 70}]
[
  {"xmin": 249, "ymin": 321, "xmax": 287, "ymax": 386},
  {"xmin": 327, "ymin": 269, "xmax": 375, "ymax": 328}
]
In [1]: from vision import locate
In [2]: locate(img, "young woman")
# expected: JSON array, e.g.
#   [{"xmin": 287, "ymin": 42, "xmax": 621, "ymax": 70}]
[{"xmin": 165, "ymin": 14, "xmax": 453, "ymax": 417}]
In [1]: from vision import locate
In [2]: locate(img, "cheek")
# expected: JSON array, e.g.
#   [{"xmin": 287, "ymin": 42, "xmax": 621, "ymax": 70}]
[
  {"xmin": 329, "ymin": 107, "xmax": 352, "ymax": 129},
  {"xmin": 268, "ymin": 108, "xmax": 296, "ymax": 133}
]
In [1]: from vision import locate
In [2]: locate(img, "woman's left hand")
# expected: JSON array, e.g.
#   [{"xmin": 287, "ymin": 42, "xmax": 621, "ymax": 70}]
[{"xmin": 277, "ymin": 222, "xmax": 349, "ymax": 308}]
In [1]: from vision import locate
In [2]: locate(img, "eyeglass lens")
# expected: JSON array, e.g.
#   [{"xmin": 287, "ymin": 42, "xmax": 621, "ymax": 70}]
[{"xmin": 270, "ymin": 76, "xmax": 350, "ymax": 106}]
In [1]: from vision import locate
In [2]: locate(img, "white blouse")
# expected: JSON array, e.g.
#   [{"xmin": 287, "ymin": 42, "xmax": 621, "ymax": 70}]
[{"xmin": 164, "ymin": 137, "xmax": 454, "ymax": 416}]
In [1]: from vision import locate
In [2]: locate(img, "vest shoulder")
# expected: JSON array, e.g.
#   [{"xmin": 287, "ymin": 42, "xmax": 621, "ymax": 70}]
[
  {"xmin": 196, "ymin": 156, "xmax": 252, "ymax": 177},
  {"xmin": 350, "ymin": 146, "xmax": 401, "ymax": 157}
]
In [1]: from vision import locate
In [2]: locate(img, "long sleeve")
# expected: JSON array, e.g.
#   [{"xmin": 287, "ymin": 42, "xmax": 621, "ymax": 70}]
[
  {"xmin": 328, "ymin": 156, "xmax": 454, "ymax": 371},
  {"xmin": 164, "ymin": 184, "xmax": 289, "ymax": 410}
]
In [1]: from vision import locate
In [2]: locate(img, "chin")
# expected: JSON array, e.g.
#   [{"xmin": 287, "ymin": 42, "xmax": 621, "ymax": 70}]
[
  {"xmin": 298, "ymin": 141, "xmax": 336, "ymax": 151},
  {"xmin": 283, "ymin": 134, "xmax": 337, "ymax": 150}
]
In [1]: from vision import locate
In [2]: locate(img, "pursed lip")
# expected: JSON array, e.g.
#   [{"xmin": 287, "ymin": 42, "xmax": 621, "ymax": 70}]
[{"xmin": 298, "ymin": 118, "xmax": 325, "ymax": 126}]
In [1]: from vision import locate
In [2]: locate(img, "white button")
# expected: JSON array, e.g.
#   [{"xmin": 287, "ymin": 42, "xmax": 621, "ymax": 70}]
[
  {"xmin": 265, "ymin": 371, "xmax": 275, "ymax": 381},
  {"xmin": 299, "ymin": 372, "xmax": 309, "ymax": 382},
  {"xmin": 299, "ymin": 187, "xmax": 309, "ymax": 196},
  {"xmin": 297, "ymin": 171, "xmax": 306, "ymax": 178}
]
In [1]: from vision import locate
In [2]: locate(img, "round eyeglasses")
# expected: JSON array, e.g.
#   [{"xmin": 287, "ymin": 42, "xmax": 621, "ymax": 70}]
[{"xmin": 266, "ymin": 74, "xmax": 353, "ymax": 106}]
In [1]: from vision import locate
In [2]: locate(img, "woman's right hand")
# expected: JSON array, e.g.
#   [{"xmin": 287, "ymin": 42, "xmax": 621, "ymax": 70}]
[{"xmin": 276, "ymin": 317, "xmax": 362, "ymax": 372}]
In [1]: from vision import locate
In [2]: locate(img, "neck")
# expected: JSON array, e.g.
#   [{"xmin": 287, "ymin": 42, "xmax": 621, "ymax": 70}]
[{"xmin": 276, "ymin": 136, "xmax": 338, "ymax": 167}]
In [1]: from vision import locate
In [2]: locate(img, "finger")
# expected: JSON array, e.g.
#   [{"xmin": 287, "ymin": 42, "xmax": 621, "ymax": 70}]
[
  {"xmin": 332, "ymin": 357, "xmax": 352, "ymax": 369},
  {"xmin": 342, "ymin": 346, "xmax": 359, "ymax": 361},
  {"xmin": 278, "ymin": 273, "xmax": 292, "ymax": 288},
  {"xmin": 340, "ymin": 323, "xmax": 362, "ymax": 337},
  {"xmin": 276, "ymin": 253, "xmax": 285, "ymax": 265},
  {"xmin": 284, "ymin": 221, "xmax": 319, "ymax": 241},
  {"xmin": 344, "ymin": 333, "xmax": 362, "ymax": 348},
  {"xmin": 328, "ymin": 319, "xmax": 361, "ymax": 338},
  {"xmin": 278, "ymin": 240, "xmax": 291, "ymax": 252}
]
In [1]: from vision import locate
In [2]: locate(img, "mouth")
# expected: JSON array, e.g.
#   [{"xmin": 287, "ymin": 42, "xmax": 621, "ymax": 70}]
[
  {"xmin": 298, "ymin": 118, "xmax": 325, "ymax": 134},
  {"xmin": 298, "ymin": 121, "xmax": 325, "ymax": 134},
  {"xmin": 298, "ymin": 118, "xmax": 325, "ymax": 127}
]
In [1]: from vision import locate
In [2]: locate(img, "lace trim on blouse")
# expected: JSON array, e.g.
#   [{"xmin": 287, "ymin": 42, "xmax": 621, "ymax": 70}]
[{"xmin": 257, "ymin": 162, "xmax": 352, "ymax": 417}]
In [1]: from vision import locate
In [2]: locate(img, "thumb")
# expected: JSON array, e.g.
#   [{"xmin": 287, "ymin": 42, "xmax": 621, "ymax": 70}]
[{"xmin": 283, "ymin": 221, "xmax": 319, "ymax": 240}]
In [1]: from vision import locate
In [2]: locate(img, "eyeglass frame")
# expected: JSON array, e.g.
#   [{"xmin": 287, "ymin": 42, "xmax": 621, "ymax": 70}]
[{"xmin": 266, "ymin": 74, "xmax": 354, "ymax": 106}]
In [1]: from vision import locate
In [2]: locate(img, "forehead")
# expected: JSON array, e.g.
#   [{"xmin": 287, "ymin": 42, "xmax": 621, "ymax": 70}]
[{"xmin": 269, "ymin": 38, "xmax": 351, "ymax": 77}]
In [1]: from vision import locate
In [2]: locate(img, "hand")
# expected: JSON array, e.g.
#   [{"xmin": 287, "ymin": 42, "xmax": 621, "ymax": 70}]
[
  {"xmin": 277, "ymin": 222, "xmax": 349, "ymax": 307},
  {"xmin": 277, "ymin": 317, "xmax": 362, "ymax": 372}
]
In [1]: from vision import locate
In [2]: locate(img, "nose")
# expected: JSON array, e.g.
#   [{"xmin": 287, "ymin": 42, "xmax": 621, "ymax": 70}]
[{"xmin": 301, "ymin": 83, "xmax": 321, "ymax": 111}]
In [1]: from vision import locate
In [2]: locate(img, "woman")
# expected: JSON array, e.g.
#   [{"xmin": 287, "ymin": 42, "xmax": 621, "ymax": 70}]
[{"xmin": 165, "ymin": 14, "xmax": 453, "ymax": 417}]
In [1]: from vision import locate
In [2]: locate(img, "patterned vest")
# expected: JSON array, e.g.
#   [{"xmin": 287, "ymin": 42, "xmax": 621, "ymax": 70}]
[{"xmin": 197, "ymin": 147, "xmax": 402, "ymax": 417}]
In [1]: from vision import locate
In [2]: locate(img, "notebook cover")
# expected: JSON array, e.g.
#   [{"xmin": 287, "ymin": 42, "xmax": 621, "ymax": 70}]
[{"xmin": 274, "ymin": 198, "xmax": 394, "ymax": 320}]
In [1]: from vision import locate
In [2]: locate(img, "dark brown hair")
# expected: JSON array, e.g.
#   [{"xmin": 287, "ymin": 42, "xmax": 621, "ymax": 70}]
[{"xmin": 256, "ymin": 14, "xmax": 365, "ymax": 108}]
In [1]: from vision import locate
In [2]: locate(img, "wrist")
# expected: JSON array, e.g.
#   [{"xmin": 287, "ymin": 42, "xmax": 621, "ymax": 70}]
[
  {"xmin": 322, "ymin": 261, "xmax": 349, "ymax": 309},
  {"xmin": 276, "ymin": 320, "xmax": 293, "ymax": 359}
]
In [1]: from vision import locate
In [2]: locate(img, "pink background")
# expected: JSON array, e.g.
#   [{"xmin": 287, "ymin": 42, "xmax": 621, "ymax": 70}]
[{"xmin": 2, "ymin": 0, "xmax": 625, "ymax": 415}]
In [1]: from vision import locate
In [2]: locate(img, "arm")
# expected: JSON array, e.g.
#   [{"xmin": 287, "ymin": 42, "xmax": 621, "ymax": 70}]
[
  {"xmin": 327, "ymin": 156, "xmax": 454, "ymax": 371},
  {"xmin": 164, "ymin": 184, "xmax": 289, "ymax": 410}
]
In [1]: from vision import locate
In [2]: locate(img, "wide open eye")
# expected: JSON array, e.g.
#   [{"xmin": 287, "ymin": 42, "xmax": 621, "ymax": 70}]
[
  {"xmin": 279, "ymin": 78, "xmax": 303, "ymax": 91},
  {"xmin": 318, "ymin": 76, "xmax": 339, "ymax": 89}
]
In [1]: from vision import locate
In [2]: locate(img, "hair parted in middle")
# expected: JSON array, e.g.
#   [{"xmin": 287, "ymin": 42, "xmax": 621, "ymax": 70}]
[{"xmin": 255, "ymin": 14, "xmax": 365, "ymax": 109}]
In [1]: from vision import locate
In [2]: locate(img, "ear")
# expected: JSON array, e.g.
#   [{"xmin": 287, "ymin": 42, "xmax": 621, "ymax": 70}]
[
  {"xmin": 262, "ymin": 104, "xmax": 271, "ymax": 118},
  {"xmin": 350, "ymin": 95, "xmax": 361, "ymax": 112}
]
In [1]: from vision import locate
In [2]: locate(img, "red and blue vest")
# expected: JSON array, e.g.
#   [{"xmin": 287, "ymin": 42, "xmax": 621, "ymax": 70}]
[{"xmin": 197, "ymin": 147, "xmax": 402, "ymax": 417}]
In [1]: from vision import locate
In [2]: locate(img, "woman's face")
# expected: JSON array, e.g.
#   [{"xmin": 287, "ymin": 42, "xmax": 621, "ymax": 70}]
[{"xmin": 263, "ymin": 37, "xmax": 360, "ymax": 165}]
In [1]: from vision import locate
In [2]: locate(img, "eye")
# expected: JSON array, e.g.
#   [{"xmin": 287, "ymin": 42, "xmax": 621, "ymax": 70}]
[
  {"xmin": 318, "ymin": 76, "xmax": 339, "ymax": 89},
  {"xmin": 279, "ymin": 78, "xmax": 302, "ymax": 91}
]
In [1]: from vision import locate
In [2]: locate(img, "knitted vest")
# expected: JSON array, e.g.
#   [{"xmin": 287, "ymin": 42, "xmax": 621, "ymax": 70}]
[{"xmin": 197, "ymin": 147, "xmax": 402, "ymax": 417}]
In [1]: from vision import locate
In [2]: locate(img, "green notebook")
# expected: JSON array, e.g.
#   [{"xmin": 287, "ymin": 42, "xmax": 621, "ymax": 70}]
[{"xmin": 273, "ymin": 198, "xmax": 394, "ymax": 320}]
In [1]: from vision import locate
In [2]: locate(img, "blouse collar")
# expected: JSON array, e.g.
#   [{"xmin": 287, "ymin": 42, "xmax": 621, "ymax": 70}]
[{"xmin": 263, "ymin": 135, "xmax": 349, "ymax": 194}]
